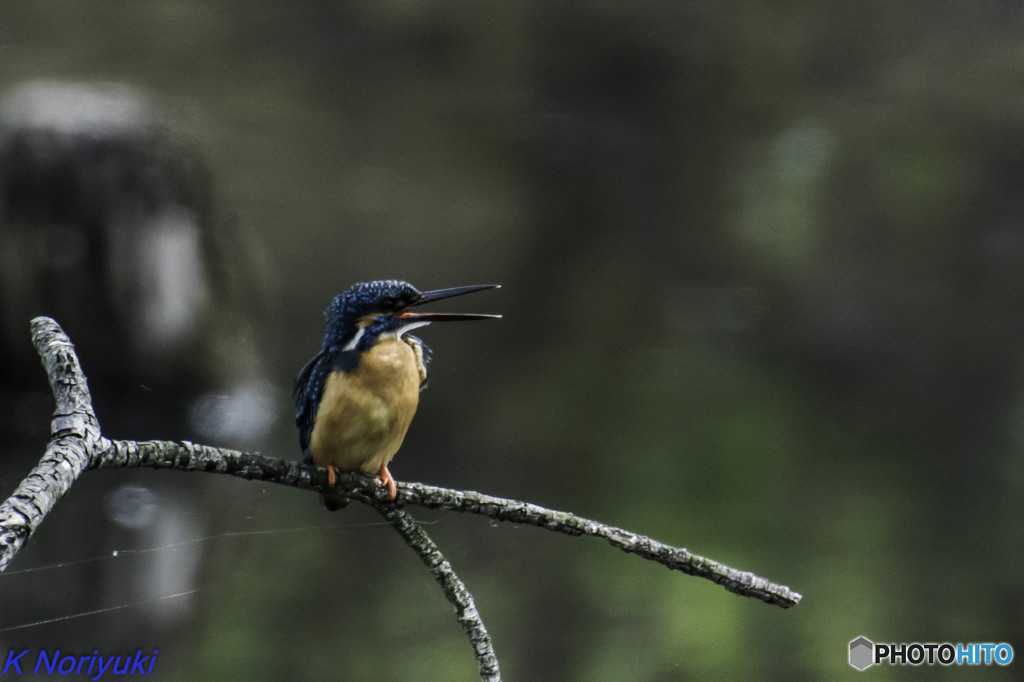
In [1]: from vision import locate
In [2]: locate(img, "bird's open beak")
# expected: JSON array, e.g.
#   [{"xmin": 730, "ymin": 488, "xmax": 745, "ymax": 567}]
[{"xmin": 396, "ymin": 284, "xmax": 502, "ymax": 322}]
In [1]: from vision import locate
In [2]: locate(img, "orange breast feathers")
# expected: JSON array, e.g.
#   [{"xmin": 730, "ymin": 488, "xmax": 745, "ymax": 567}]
[{"xmin": 309, "ymin": 336, "xmax": 426, "ymax": 474}]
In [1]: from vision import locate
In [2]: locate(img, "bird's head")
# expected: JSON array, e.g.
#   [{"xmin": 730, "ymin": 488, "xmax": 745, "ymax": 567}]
[{"xmin": 323, "ymin": 279, "xmax": 500, "ymax": 352}]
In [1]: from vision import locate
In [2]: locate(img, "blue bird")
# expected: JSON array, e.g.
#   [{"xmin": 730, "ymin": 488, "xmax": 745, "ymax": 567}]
[{"xmin": 294, "ymin": 280, "xmax": 500, "ymax": 509}]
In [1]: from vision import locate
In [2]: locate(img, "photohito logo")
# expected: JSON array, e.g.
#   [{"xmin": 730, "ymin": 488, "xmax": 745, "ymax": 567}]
[{"xmin": 849, "ymin": 636, "xmax": 1014, "ymax": 670}]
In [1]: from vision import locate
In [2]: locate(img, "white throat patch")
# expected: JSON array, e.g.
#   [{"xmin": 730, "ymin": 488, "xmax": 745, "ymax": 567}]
[
  {"xmin": 392, "ymin": 319, "xmax": 431, "ymax": 339},
  {"xmin": 345, "ymin": 319, "xmax": 432, "ymax": 350}
]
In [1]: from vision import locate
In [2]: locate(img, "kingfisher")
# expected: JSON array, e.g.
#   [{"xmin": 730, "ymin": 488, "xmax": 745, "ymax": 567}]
[{"xmin": 294, "ymin": 280, "xmax": 500, "ymax": 509}]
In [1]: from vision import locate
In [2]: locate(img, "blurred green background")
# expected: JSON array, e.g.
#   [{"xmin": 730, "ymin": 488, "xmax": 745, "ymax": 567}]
[{"xmin": 2, "ymin": 1, "xmax": 1023, "ymax": 679}]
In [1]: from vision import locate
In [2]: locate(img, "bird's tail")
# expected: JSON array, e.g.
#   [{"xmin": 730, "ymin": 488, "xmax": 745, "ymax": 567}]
[{"xmin": 321, "ymin": 493, "xmax": 350, "ymax": 511}]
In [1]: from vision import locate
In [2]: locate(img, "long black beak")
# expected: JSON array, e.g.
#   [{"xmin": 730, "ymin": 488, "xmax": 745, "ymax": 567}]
[{"xmin": 397, "ymin": 284, "xmax": 501, "ymax": 322}]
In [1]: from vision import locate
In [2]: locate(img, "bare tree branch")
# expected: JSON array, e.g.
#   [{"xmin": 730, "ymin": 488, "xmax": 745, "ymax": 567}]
[
  {"xmin": 0, "ymin": 317, "xmax": 100, "ymax": 572},
  {"xmin": 1, "ymin": 317, "xmax": 803, "ymax": 679},
  {"xmin": 377, "ymin": 506, "xmax": 501, "ymax": 681},
  {"xmin": 92, "ymin": 439, "xmax": 802, "ymax": 608},
  {"xmin": 402, "ymin": 484, "xmax": 802, "ymax": 608}
]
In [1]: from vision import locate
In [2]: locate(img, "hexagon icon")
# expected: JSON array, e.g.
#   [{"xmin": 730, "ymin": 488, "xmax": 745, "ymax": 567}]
[{"xmin": 849, "ymin": 636, "xmax": 874, "ymax": 670}]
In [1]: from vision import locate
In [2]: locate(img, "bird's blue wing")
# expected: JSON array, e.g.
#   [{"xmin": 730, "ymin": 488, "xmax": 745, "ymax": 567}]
[
  {"xmin": 293, "ymin": 348, "xmax": 362, "ymax": 462},
  {"xmin": 293, "ymin": 349, "xmax": 329, "ymax": 462}
]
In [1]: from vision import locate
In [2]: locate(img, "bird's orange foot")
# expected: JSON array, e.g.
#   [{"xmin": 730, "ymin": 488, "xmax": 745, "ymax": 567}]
[
  {"xmin": 379, "ymin": 464, "xmax": 397, "ymax": 500},
  {"xmin": 326, "ymin": 465, "xmax": 338, "ymax": 488}
]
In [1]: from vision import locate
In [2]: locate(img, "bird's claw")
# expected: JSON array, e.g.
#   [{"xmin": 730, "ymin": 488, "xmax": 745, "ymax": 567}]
[{"xmin": 379, "ymin": 464, "xmax": 397, "ymax": 500}]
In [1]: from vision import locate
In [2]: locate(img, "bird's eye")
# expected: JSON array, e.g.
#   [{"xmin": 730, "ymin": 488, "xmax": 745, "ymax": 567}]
[{"xmin": 381, "ymin": 296, "xmax": 397, "ymax": 308}]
